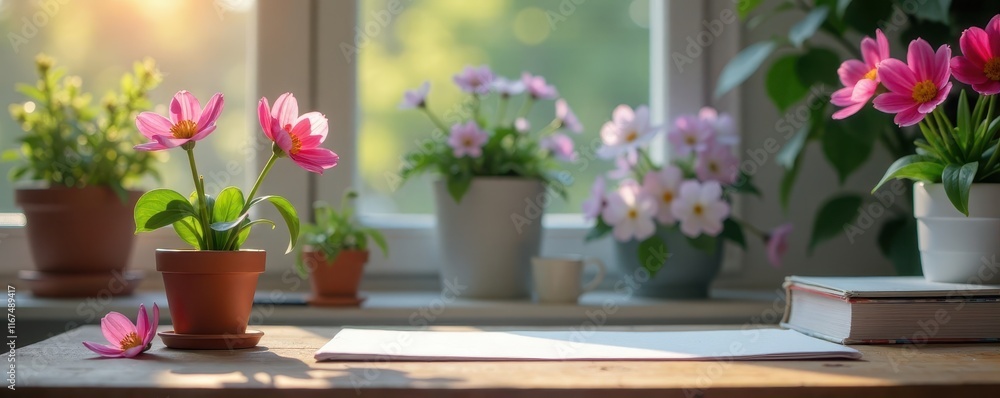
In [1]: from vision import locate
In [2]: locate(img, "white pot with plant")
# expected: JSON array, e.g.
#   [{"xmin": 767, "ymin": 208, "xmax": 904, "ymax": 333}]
[{"xmin": 397, "ymin": 65, "xmax": 580, "ymax": 299}]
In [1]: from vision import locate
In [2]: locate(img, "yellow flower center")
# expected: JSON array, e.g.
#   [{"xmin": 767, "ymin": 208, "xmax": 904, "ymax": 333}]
[
  {"xmin": 625, "ymin": 131, "xmax": 638, "ymax": 143},
  {"xmin": 662, "ymin": 191, "xmax": 673, "ymax": 204},
  {"xmin": 684, "ymin": 135, "xmax": 696, "ymax": 145},
  {"xmin": 627, "ymin": 209, "xmax": 638, "ymax": 219},
  {"xmin": 462, "ymin": 137, "xmax": 474, "ymax": 147},
  {"xmin": 693, "ymin": 204, "xmax": 704, "ymax": 216},
  {"xmin": 985, "ymin": 57, "xmax": 1000, "ymax": 81},
  {"xmin": 709, "ymin": 161, "xmax": 719, "ymax": 173},
  {"xmin": 911, "ymin": 80, "xmax": 938, "ymax": 103},
  {"xmin": 170, "ymin": 120, "xmax": 198, "ymax": 139},
  {"xmin": 288, "ymin": 133, "xmax": 303, "ymax": 155},
  {"xmin": 119, "ymin": 331, "xmax": 143, "ymax": 351},
  {"xmin": 864, "ymin": 68, "xmax": 878, "ymax": 81}
]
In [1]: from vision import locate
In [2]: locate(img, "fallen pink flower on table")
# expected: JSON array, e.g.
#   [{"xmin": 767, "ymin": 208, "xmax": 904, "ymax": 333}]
[{"xmin": 82, "ymin": 303, "xmax": 159, "ymax": 358}]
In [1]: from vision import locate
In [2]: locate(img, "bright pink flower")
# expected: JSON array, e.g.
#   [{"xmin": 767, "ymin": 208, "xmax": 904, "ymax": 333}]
[
  {"xmin": 521, "ymin": 72, "xmax": 559, "ymax": 100},
  {"xmin": 134, "ymin": 91, "xmax": 223, "ymax": 151},
  {"xmin": 556, "ymin": 99, "xmax": 583, "ymax": 133},
  {"xmin": 873, "ymin": 39, "xmax": 953, "ymax": 127},
  {"xmin": 667, "ymin": 115, "xmax": 713, "ymax": 157},
  {"xmin": 82, "ymin": 303, "xmax": 159, "ymax": 358},
  {"xmin": 399, "ymin": 81, "xmax": 430, "ymax": 109},
  {"xmin": 950, "ymin": 15, "xmax": 1000, "ymax": 95},
  {"xmin": 695, "ymin": 143, "xmax": 739, "ymax": 185},
  {"xmin": 831, "ymin": 29, "xmax": 890, "ymax": 119},
  {"xmin": 582, "ymin": 175, "xmax": 606, "ymax": 221},
  {"xmin": 447, "ymin": 121, "xmax": 488, "ymax": 158},
  {"xmin": 642, "ymin": 166, "xmax": 683, "ymax": 225},
  {"xmin": 454, "ymin": 65, "xmax": 494, "ymax": 95},
  {"xmin": 542, "ymin": 133, "xmax": 577, "ymax": 162},
  {"xmin": 602, "ymin": 180, "xmax": 657, "ymax": 242},
  {"xmin": 671, "ymin": 180, "xmax": 730, "ymax": 238},
  {"xmin": 766, "ymin": 223, "xmax": 793, "ymax": 268},
  {"xmin": 258, "ymin": 93, "xmax": 339, "ymax": 174}
]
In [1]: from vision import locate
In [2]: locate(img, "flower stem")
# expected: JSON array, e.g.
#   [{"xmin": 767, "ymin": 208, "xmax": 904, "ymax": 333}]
[
  {"xmin": 224, "ymin": 152, "xmax": 279, "ymax": 250},
  {"xmin": 734, "ymin": 217, "xmax": 767, "ymax": 239},
  {"xmin": 186, "ymin": 148, "xmax": 212, "ymax": 249},
  {"xmin": 495, "ymin": 96, "xmax": 509, "ymax": 127},
  {"xmin": 932, "ymin": 108, "xmax": 962, "ymax": 160},
  {"xmin": 517, "ymin": 97, "xmax": 535, "ymax": 119},
  {"xmin": 422, "ymin": 108, "xmax": 449, "ymax": 133}
]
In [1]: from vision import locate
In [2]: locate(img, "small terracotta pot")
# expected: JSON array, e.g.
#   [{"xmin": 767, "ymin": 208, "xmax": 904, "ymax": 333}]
[
  {"xmin": 156, "ymin": 249, "xmax": 265, "ymax": 335},
  {"xmin": 15, "ymin": 187, "xmax": 141, "ymax": 273},
  {"xmin": 304, "ymin": 250, "xmax": 369, "ymax": 299}
]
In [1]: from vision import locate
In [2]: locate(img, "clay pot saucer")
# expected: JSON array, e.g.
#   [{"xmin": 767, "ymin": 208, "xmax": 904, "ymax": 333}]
[
  {"xmin": 19, "ymin": 270, "xmax": 144, "ymax": 298},
  {"xmin": 158, "ymin": 330, "xmax": 264, "ymax": 350}
]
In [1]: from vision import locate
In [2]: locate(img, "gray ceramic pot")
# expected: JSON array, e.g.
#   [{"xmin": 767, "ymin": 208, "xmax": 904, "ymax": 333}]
[
  {"xmin": 614, "ymin": 227, "xmax": 722, "ymax": 299},
  {"xmin": 433, "ymin": 178, "xmax": 545, "ymax": 299}
]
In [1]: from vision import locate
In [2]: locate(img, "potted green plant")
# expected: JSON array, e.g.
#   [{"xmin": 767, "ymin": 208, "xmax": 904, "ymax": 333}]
[
  {"xmin": 132, "ymin": 91, "xmax": 338, "ymax": 349},
  {"xmin": 297, "ymin": 191, "xmax": 388, "ymax": 307},
  {"xmin": 5, "ymin": 54, "xmax": 162, "ymax": 297},
  {"xmin": 397, "ymin": 66, "xmax": 578, "ymax": 299}
]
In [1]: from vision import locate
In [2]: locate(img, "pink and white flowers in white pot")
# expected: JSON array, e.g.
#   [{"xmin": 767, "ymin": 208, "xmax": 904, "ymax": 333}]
[
  {"xmin": 835, "ymin": 16, "xmax": 1000, "ymax": 284},
  {"xmin": 398, "ymin": 65, "xmax": 579, "ymax": 299},
  {"xmin": 586, "ymin": 106, "xmax": 791, "ymax": 298}
]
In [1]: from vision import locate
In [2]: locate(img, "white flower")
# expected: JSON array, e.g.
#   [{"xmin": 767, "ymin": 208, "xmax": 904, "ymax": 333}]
[
  {"xmin": 493, "ymin": 77, "xmax": 525, "ymax": 97},
  {"xmin": 670, "ymin": 180, "xmax": 730, "ymax": 238},
  {"xmin": 642, "ymin": 166, "xmax": 683, "ymax": 225},
  {"xmin": 698, "ymin": 107, "xmax": 738, "ymax": 146},
  {"xmin": 514, "ymin": 117, "xmax": 531, "ymax": 133},
  {"xmin": 597, "ymin": 105, "xmax": 659, "ymax": 159},
  {"xmin": 602, "ymin": 180, "xmax": 657, "ymax": 242}
]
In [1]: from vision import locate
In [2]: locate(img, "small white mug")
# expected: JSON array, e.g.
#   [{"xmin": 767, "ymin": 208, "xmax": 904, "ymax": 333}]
[{"xmin": 531, "ymin": 255, "xmax": 606, "ymax": 304}]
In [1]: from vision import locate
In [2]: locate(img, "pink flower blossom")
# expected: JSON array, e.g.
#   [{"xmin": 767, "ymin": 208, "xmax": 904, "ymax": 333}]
[
  {"xmin": 642, "ymin": 166, "xmax": 683, "ymax": 225},
  {"xmin": 521, "ymin": 72, "xmax": 558, "ymax": 100},
  {"xmin": 872, "ymin": 39, "xmax": 953, "ymax": 127},
  {"xmin": 514, "ymin": 117, "xmax": 531, "ymax": 133},
  {"xmin": 447, "ymin": 121, "xmax": 488, "ymax": 158},
  {"xmin": 399, "ymin": 81, "xmax": 430, "ymax": 109},
  {"xmin": 542, "ymin": 133, "xmax": 577, "ymax": 162},
  {"xmin": 831, "ymin": 29, "xmax": 890, "ymax": 119},
  {"xmin": 671, "ymin": 180, "xmax": 730, "ymax": 238},
  {"xmin": 492, "ymin": 77, "xmax": 525, "ymax": 97},
  {"xmin": 134, "ymin": 91, "xmax": 223, "ymax": 151},
  {"xmin": 453, "ymin": 65, "xmax": 494, "ymax": 95},
  {"xmin": 766, "ymin": 223, "xmax": 793, "ymax": 268},
  {"xmin": 602, "ymin": 180, "xmax": 657, "ymax": 242},
  {"xmin": 82, "ymin": 303, "xmax": 159, "ymax": 358},
  {"xmin": 607, "ymin": 155, "xmax": 636, "ymax": 180},
  {"xmin": 950, "ymin": 15, "xmax": 1000, "ymax": 95},
  {"xmin": 556, "ymin": 99, "xmax": 583, "ymax": 133},
  {"xmin": 597, "ymin": 105, "xmax": 659, "ymax": 159},
  {"xmin": 698, "ymin": 107, "xmax": 738, "ymax": 146},
  {"xmin": 259, "ymin": 93, "xmax": 339, "ymax": 174},
  {"xmin": 695, "ymin": 144, "xmax": 739, "ymax": 185},
  {"xmin": 667, "ymin": 114, "xmax": 713, "ymax": 157},
  {"xmin": 582, "ymin": 176, "xmax": 607, "ymax": 221}
]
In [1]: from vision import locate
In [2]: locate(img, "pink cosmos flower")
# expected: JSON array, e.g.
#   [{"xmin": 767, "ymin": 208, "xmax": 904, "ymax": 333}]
[
  {"xmin": 694, "ymin": 143, "xmax": 740, "ymax": 185},
  {"xmin": 454, "ymin": 65, "xmax": 494, "ymax": 95},
  {"xmin": 399, "ymin": 81, "xmax": 430, "ymax": 109},
  {"xmin": 448, "ymin": 121, "xmax": 488, "ymax": 158},
  {"xmin": 258, "ymin": 93, "xmax": 339, "ymax": 174},
  {"xmin": 542, "ymin": 133, "xmax": 577, "ymax": 162},
  {"xmin": 82, "ymin": 303, "xmax": 159, "ymax": 358},
  {"xmin": 766, "ymin": 223, "xmax": 793, "ymax": 268},
  {"xmin": 698, "ymin": 107, "xmax": 738, "ymax": 146},
  {"xmin": 602, "ymin": 180, "xmax": 657, "ymax": 242},
  {"xmin": 514, "ymin": 117, "xmax": 531, "ymax": 133},
  {"xmin": 950, "ymin": 15, "xmax": 1000, "ymax": 95},
  {"xmin": 521, "ymin": 72, "xmax": 559, "ymax": 100},
  {"xmin": 831, "ymin": 29, "xmax": 890, "ymax": 119},
  {"xmin": 671, "ymin": 180, "xmax": 730, "ymax": 238},
  {"xmin": 642, "ymin": 166, "xmax": 683, "ymax": 225},
  {"xmin": 582, "ymin": 175, "xmax": 607, "ymax": 221},
  {"xmin": 134, "ymin": 91, "xmax": 223, "ymax": 151},
  {"xmin": 597, "ymin": 105, "xmax": 659, "ymax": 159},
  {"xmin": 492, "ymin": 77, "xmax": 525, "ymax": 97},
  {"xmin": 667, "ymin": 115, "xmax": 713, "ymax": 157},
  {"xmin": 872, "ymin": 39, "xmax": 953, "ymax": 127},
  {"xmin": 556, "ymin": 99, "xmax": 583, "ymax": 133}
]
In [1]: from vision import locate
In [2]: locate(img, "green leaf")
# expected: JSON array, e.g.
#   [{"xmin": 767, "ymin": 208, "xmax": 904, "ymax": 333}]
[
  {"xmin": 843, "ymin": 0, "xmax": 893, "ymax": 33},
  {"xmin": 720, "ymin": 219, "xmax": 747, "ymax": 249},
  {"xmin": 15, "ymin": 83, "xmax": 45, "ymax": 101},
  {"xmin": 942, "ymin": 162, "xmax": 978, "ymax": 216},
  {"xmin": 586, "ymin": 218, "xmax": 613, "ymax": 242},
  {"xmin": 956, "ymin": 90, "xmax": 972, "ymax": 152},
  {"xmin": 789, "ymin": 6, "xmax": 830, "ymax": 48},
  {"xmin": 729, "ymin": 171, "xmax": 762, "ymax": 197},
  {"xmin": 835, "ymin": 0, "xmax": 852, "ymax": 16},
  {"xmin": 822, "ymin": 110, "xmax": 879, "ymax": 184},
  {"xmin": 766, "ymin": 55, "xmax": 810, "ymax": 112},
  {"xmin": 872, "ymin": 154, "xmax": 944, "ymax": 193},
  {"xmin": 795, "ymin": 47, "xmax": 840, "ymax": 87},
  {"xmin": 236, "ymin": 219, "xmax": 276, "ymax": 249},
  {"xmin": 172, "ymin": 217, "xmax": 205, "ymax": 250},
  {"xmin": 808, "ymin": 194, "xmax": 863, "ymax": 254},
  {"xmin": 911, "ymin": 0, "xmax": 951, "ymax": 23},
  {"xmin": 134, "ymin": 189, "xmax": 199, "ymax": 233},
  {"xmin": 776, "ymin": 123, "xmax": 809, "ymax": 169},
  {"xmin": 1, "ymin": 149, "xmax": 20, "ymax": 162},
  {"xmin": 210, "ymin": 213, "xmax": 249, "ymax": 232},
  {"xmin": 715, "ymin": 41, "xmax": 778, "ymax": 99},
  {"xmin": 366, "ymin": 228, "xmax": 389, "ymax": 257},
  {"xmin": 877, "ymin": 216, "xmax": 922, "ymax": 276},
  {"xmin": 447, "ymin": 176, "xmax": 472, "ymax": 203},
  {"xmin": 637, "ymin": 236, "xmax": 669, "ymax": 277},
  {"xmin": 780, "ymin": 157, "xmax": 801, "ymax": 211},
  {"xmin": 212, "ymin": 187, "xmax": 245, "ymax": 224},
  {"xmin": 686, "ymin": 234, "xmax": 717, "ymax": 254},
  {"xmin": 737, "ymin": 0, "xmax": 764, "ymax": 19},
  {"xmin": 249, "ymin": 195, "xmax": 300, "ymax": 253}
]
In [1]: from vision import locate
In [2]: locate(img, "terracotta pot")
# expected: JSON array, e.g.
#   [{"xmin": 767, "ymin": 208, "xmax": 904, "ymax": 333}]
[
  {"xmin": 304, "ymin": 250, "xmax": 369, "ymax": 299},
  {"xmin": 156, "ymin": 249, "xmax": 265, "ymax": 335},
  {"xmin": 15, "ymin": 187, "xmax": 141, "ymax": 273}
]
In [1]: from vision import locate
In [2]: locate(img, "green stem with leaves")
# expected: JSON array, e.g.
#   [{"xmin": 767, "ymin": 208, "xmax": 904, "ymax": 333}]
[
  {"xmin": 186, "ymin": 148, "xmax": 212, "ymax": 249},
  {"xmin": 223, "ymin": 151, "xmax": 279, "ymax": 250}
]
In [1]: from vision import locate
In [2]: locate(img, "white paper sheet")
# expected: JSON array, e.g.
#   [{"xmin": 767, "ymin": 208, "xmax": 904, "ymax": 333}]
[{"xmin": 314, "ymin": 328, "xmax": 862, "ymax": 361}]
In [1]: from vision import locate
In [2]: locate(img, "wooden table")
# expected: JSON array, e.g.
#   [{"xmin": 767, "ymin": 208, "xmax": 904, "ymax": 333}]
[{"xmin": 14, "ymin": 325, "xmax": 1000, "ymax": 397}]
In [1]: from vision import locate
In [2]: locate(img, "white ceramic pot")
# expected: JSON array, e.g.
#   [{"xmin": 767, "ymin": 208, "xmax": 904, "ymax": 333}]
[
  {"xmin": 913, "ymin": 182, "xmax": 1000, "ymax": 284},
  {"xmin": 433, "ymin": 178, "xmax": 546, "ymax": 299}
]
